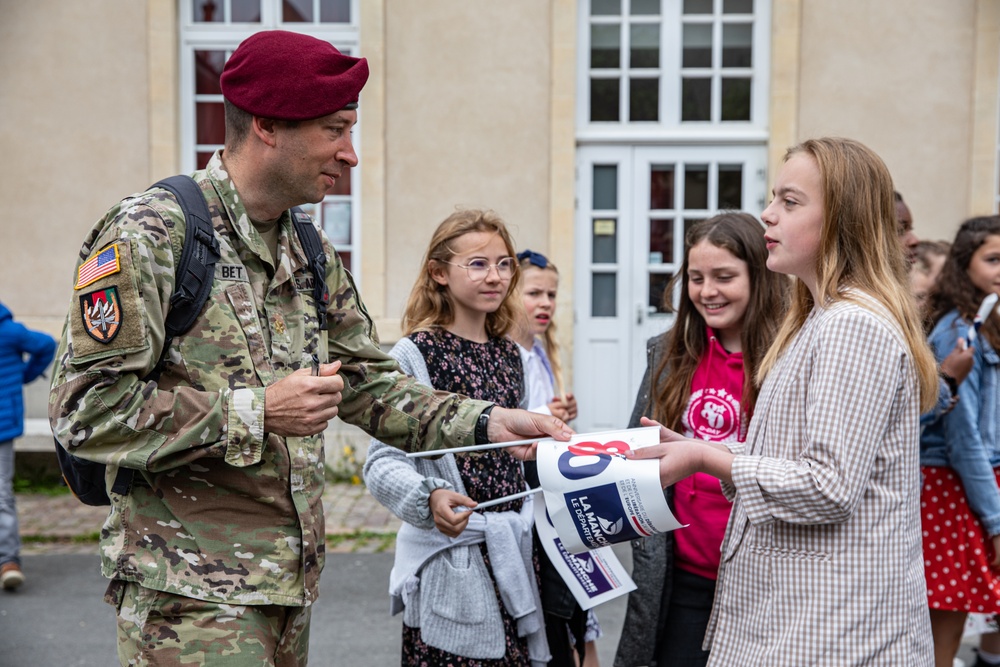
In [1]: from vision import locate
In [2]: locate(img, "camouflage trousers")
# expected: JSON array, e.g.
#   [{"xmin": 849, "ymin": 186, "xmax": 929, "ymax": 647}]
[{"xmin": 106, "ymin": 579, "xmax": 311, "ymax": 666}]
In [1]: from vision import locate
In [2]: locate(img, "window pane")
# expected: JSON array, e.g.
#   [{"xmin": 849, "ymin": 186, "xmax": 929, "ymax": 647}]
[
  {"xmin": 718, "ymin": 165, "xmax": 743, "ymax": 209},
  {"xmin": 631, "ymin": 0, "xmax": 660, "ymax": 15},
  {"xmin": 682, "ymin": 24, "xmax": 712, "ymax": 68},
  {"xmin": 232, "ymin": 0, "xmax": 261, "ymax": 22},
  {"xmin": 197, "ymin": 151, "xmax": 215, "ymax": 169},
  {"xmin": 722, "ymin": 23, "xmax": 752, "ymax": 67},
  {"xmin": 192, "ymin": 0, "xmax": 223, "ymax": 22},
  {"xmin": 592, "ymin": 273, "xmax": 617, "ymax": 317},
  {"xmin": 650, "ymin": 165, "xmax": 675, "ymax": 209},
  {"xmin": 196, "ymin": 102, "xmax": 226, "ymax": 144},
  {"xmin": 593, "ymin": 165, "xmax": 618, "ymax": 209},
  {"xmin": 339, "ymin": 250, "xmax": 352, "ymax": 273},
  {"xmin": 683, "ymin": 0, "xmax": 713, "ymax": 15},
  {"xmin": 723, "ymin": 0, "xmax": 754, "ymax": 13},
  {"xmin": 684, "ymin": 218, "xmax": 705, "ymax": 244},
  {"xmin": 630, "ymin": 78, "xmax": 659, "ymax": 121},
  {"xmin": 591, "ymin": 78, "xmax": 620, "ymax": 121},
  {"xmin": 323, "ymin": 201, "xmax": 352, "ymax": 245},
  {"xmin": 195, "ymin": 50, "xmax": 225, "ymax": 95},
  {"xmin": 721, "ymin": 77, "xmax": 751, "ymax": 120},
  {"xmin": 630, "ymin": 24, "xmax": 659, "ymax": 67},
  {"xmin": 591, "ymin": 24, "xmax": 621, "ymax": 68},
  {"xmin": 283, "ymin": 0, "xmax": 313, "ymax": 22},
  {"xmin": 320, "ymin": 0, "xmax": 350, "ymax": 22},
  {"xmin": 592, "ymin": 219, "xmax": 618, "ymax": 263},
  {"xmin": 681, "ymin": 77, "xmax": 711, "ymax": 121},
  {"xmin": 591, "ymin": 0, "xmax": 622, "ymax": 16},
  {"xmin": 649, "ymin": 272, "xmax": 674, "ymax": 313},
  {"xmin": 685, "ymin": 166, "xmax": 709, "ymax": 209},
  {"xmin": 649, "ymin": 219, "xmax": 674, "ymax": 264}
]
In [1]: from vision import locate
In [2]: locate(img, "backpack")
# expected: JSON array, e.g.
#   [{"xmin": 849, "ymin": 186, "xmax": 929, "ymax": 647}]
[{"xmin": 55, "ymin": 175, "xmax": 330, "ymax": 505}]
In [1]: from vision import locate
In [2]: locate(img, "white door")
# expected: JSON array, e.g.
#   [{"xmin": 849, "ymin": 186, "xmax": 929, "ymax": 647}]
[{"xmin": 573, "ymin": 144, "xmax": 766, "ymax": 432}]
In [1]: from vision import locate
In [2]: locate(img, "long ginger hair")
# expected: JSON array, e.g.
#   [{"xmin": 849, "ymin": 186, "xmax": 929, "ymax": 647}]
[
  {"xmin": 652, "ymin": 212, "xmax": 788, "ymax": 430},
  {"xmin": 757, "ymin": 137, "xmax": 939, "ymax": 410},
  {"xmin": 402, "ymin": 209, "xmax": 521, "ymax": 338}
]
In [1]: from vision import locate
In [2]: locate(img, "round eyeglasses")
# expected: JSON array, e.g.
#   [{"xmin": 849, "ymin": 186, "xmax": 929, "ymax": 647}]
[{"xmin": 442, "ymin": 257, "xmax": 517, "ymax": 281}]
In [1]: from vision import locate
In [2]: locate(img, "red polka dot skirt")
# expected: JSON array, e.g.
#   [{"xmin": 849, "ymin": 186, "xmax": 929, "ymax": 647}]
[{"xmin": 921, "ymin": 466, "xmax": 1000, "ymax": 613}]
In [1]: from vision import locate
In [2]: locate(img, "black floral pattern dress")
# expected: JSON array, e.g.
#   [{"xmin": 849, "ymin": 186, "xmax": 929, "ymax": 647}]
[{"xmin": 402, "ymin": 328, "xmax": 533, "ymax": 667}]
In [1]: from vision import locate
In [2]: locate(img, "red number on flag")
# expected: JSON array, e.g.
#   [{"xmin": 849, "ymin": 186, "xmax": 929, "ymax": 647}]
[{"xmin": 568, "ymin": 440, "xmax": 632, "ymax": 457}]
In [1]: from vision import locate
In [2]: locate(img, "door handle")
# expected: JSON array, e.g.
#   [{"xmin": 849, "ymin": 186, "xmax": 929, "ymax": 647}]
[{"xmin": 636, "ymin": 303, "xmax": 644, "ymax": 325}]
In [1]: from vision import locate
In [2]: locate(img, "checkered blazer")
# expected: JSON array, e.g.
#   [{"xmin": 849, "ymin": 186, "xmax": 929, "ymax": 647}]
[{"xmin": 703, "ymin": 295, "xmax": 933, "ymax": 666}]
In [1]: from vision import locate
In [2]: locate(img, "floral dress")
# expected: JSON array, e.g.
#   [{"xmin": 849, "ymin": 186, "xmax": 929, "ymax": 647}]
[{"xmin": 402, "ymin": 328, "xmax": 533, "ymax": 667}]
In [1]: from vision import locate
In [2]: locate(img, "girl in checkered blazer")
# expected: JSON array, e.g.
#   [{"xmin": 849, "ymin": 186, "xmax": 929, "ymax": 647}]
[{"xmin": 629, "ymin": 137, "xmax": 939, "ymax": 666}]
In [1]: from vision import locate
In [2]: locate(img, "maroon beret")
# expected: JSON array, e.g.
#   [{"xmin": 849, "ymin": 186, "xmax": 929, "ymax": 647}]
[{"xmin": 220, "ymin": 30, "xmax": 369, "ymax": 121}]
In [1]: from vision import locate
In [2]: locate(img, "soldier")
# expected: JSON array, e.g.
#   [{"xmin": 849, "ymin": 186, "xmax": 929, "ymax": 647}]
[{"xmin": 49, "ymin": 30, "xmax": 570, "ymax": 666}]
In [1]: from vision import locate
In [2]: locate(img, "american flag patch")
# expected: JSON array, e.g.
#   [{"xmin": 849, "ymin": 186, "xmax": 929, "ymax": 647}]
[{"xmin": 75, "ymin": 244, "xmax": 121, "ymax": 289}]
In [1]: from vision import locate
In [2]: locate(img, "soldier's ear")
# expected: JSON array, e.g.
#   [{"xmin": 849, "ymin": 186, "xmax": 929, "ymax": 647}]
[{"xmin": 253, "ymin": 117, "xmax": 279, "ymax": 147}]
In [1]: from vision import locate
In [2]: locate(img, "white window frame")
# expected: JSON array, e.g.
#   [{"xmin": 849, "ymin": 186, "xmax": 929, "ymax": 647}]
[{"xmin": 576, "ymin": 0, "xmax": 771, "ymax": 145}]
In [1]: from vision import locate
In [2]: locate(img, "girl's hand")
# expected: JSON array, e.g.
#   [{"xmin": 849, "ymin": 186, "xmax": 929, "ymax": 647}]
[
  {"xmin": 940, "ymin": 338, "xmax": 974, "ymax": 386},
  {"xmin": 429, "ymin": 489, "xmax": 476, "ymax": 538},
  {"xmin": 547, "ymin": 393, "xmax": 578, "ymax": 422},
  {"xmin": 625, "ymin": 417, "xmax": 735, "ymax": 487},
  {"xmin": 990, "ymin": 533, "xmax": 1000, "ymax": 570},
  {"xmin": 624, "ymin": 418, "xmax": 705, "ymax": 488}
]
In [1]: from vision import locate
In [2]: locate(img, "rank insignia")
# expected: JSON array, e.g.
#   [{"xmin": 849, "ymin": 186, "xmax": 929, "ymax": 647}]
[
  {"xmin": 79, "ymin": 287, "xmax": 123, "ymax": 344},
  {"xmin": 76, "ymin": 244, "xmax": 121, "ymax": 289}
]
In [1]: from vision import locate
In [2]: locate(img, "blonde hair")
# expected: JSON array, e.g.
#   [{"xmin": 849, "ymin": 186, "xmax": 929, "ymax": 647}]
[
  {"xmin": 757, "ymin": 138, "xmax": 939, "ymax": 411},
  {"xmin": 402, "ymin": 209, "xmax": 521, "ymax": 338},
  {"xmin": 517, "ymin": 255, "xmax": 566, "ymax": 397}
]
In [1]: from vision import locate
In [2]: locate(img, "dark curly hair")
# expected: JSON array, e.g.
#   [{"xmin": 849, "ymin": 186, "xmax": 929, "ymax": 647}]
[{"xmin": 928, "ymin": 216, "xmax": 1000, "ymax": 350}]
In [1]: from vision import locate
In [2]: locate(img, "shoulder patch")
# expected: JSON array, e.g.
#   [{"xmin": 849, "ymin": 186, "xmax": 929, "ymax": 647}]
[
  {"xmin": 79, "ymin": 287, "xmax": 122, "ymax": 343},
  {"xmin": 69, "ymin": 239, "xmax": 148, "ymax": 361},
  {"xmin": 76, "ymin": 244, "xmax": 121, "ymax": 289}
]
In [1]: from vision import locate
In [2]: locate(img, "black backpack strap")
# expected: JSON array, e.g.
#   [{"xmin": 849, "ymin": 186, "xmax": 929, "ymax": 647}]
[
  {"xmin": 291, "ymin": 207, "xmax": 330, "ymax": 330},
  {"xmin": 150, "ymin": 175, "xmax": 222, "ymax": 369}
]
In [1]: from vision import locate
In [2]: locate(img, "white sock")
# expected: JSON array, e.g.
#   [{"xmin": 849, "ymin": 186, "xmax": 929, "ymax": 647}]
[{"xmin": 978, "ymin": 648, "xmax": 1000, "ymax": 665}]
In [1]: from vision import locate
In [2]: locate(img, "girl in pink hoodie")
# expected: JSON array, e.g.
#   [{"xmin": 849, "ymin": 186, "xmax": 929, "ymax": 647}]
[{"xmin": 614, "ymin": 213, "xmax": 788, "ymax": 667}]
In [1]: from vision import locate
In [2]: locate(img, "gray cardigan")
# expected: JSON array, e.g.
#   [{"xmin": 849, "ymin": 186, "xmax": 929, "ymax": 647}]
[{"xmin": 363, "ymin": 336, "xmax": 549, "ymax": 665}]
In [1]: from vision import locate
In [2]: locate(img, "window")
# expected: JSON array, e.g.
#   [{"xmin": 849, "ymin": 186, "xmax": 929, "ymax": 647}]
[
  {"xmin": 573, "ymin": 0, "xmax": 770, "ymax": 432},
  {"xmin": 180, "ymin": 0, "xmax": 360, "ymax": 272}
]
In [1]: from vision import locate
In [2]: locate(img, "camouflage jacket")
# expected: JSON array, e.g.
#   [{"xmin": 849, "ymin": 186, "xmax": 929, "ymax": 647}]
[{"xmin": 49, "ymin": 151, "xmax": 488, "ymax": 607}]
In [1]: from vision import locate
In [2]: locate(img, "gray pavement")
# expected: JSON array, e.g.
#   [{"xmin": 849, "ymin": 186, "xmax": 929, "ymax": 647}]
[
  {"xmin": 4, "ymin": 484, "xmax": 630, "ymax": 666},
  {"xmin": 7, "ymin": 482, "xmax": 980, "ymax": 666}
]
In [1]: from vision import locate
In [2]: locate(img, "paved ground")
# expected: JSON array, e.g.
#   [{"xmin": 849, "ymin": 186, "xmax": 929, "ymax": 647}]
[
  {"xmin": 10, "ymin": 484, "xmax": 982, "ymax": 666},
  {"xmin": 18, "ymin": 481, "xmax": 403, "ymax": 555}
]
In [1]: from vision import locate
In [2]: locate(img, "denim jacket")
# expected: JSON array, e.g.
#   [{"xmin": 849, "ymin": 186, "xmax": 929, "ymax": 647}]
[{"xmin": 921, "ymin": 309, "xmax": 1000, "ymax": 536}]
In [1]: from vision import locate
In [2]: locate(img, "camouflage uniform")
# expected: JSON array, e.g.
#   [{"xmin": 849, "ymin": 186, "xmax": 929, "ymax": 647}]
[{"xmin": 50, "ymin": 151, "xmax": 488, "ymax": 613}]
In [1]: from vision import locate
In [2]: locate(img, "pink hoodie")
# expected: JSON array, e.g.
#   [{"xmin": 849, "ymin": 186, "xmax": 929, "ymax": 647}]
[{"xmin": 673, "ymin": 329, "xmax": 745, "ymax": 580}]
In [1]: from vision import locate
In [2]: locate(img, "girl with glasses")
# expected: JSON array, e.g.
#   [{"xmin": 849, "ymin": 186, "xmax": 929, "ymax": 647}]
[{"xmin": 364, "ymin": 209, "xmax": 549, "ymax": 666}]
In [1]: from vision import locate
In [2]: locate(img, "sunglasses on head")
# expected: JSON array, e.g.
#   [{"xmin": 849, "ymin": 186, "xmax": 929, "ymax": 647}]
[{"xmin": 517, "ymin": 249, "xmax": 549, "ymax": 269}]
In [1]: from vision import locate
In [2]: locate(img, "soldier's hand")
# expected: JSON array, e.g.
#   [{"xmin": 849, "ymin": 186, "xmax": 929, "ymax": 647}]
[
  {"xmin": 429, "ymin": 488, "xmax": 476, "ymax": 537},
  {"xmin": 264, "ymin": 361, "xmax": 344, "ymax": 437},
  {"xmin": 487, "ymin": 407, "xmax": 574, "ymax": 461}
]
